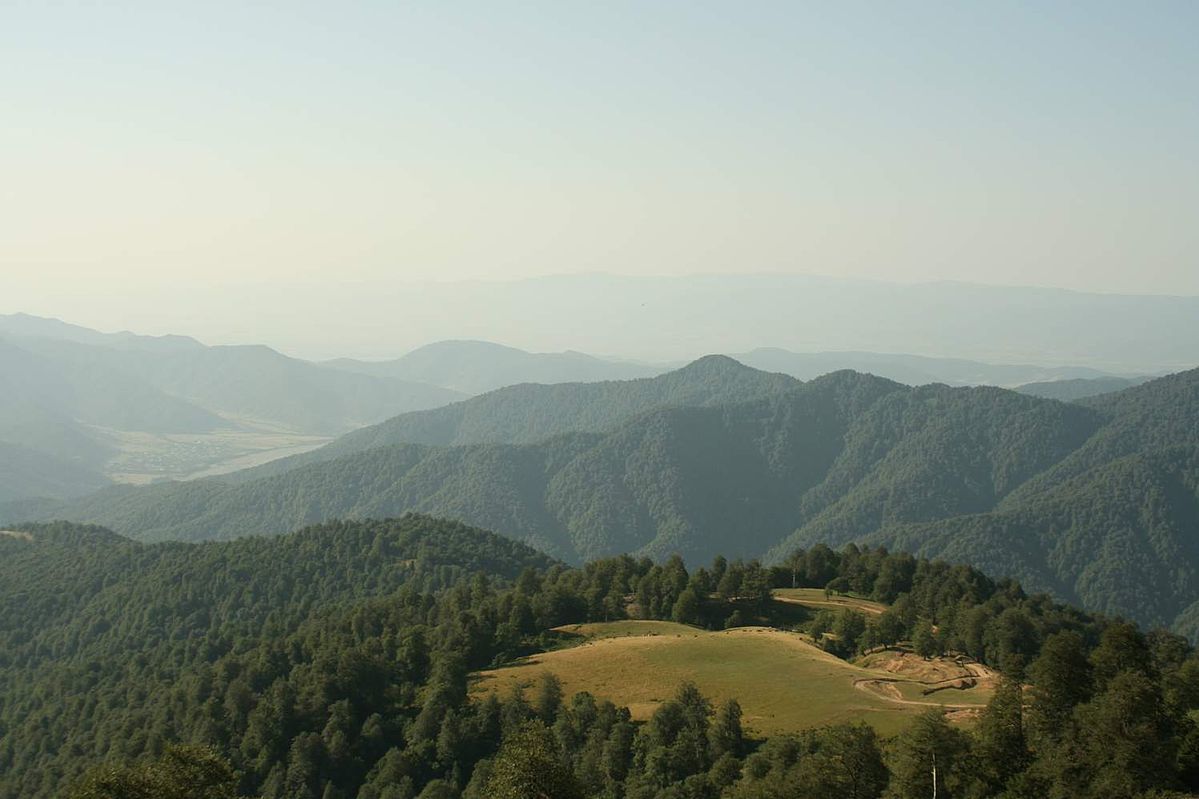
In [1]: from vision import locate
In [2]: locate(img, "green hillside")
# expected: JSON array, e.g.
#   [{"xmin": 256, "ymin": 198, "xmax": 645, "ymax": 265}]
[
  {"xmin": 4, "ymin": 370, "xmax": 890, "ymax": 556},
  {"xmin": 0, "ymin": 516, "xmax": 555, "ymax": 798},
  {"xmin": 4, "ymin": 521, "xmax": 1197, "ymax": 799},
  {"xmin": 13, "ymin": 364, "xmax": 1199, "ymax": 633},
  {"xmin": 9, "ymin": 369, "xmax": 1095, "ymax": 564},
  {"xmin": 229, "ymin": 354, "xmax": 799, "ymax": 480},
  {"xmin": 800, "ymin": 368, "xmax": 1199, "ymax": 630},
  {"xmin": 1016, "ymin": 375, "xmax": 1150, "ymax": 401}
]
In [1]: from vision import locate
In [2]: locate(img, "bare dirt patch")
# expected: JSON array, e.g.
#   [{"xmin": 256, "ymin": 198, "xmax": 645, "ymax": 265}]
[{"xmin": 858, "ymin": 650, "xmax": 999, "ymax": 689}]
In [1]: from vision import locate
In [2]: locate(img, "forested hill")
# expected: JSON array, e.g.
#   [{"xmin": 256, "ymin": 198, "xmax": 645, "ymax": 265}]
[
  {"xmin": 0, "ymin": 516, "xmax": 553, "ymax": 674},
  {"xmin": 998, "ymin": 366, "xmax": 1199, "ymax": 505},
  {"xmin": 0, "ymin": 516, "xmax": 555, "ymax": 798},
  {"xmin": 12, "ymin": 369, "xmax": 1094, "ymax": 565},
  {"xmin": 14, "ymin": 367, "xmax": 1199, "ymax": 633},
  {"xmin": 849, "ymin": 367, "xmax": 1199, "ymax": 633},
  {"xmin": 6, "ymin": 519, "xmax": 1199, "ymax": 799},
  {"xmin": 226, "ymin": 354, "xmax": 800, "ymax": 482}
]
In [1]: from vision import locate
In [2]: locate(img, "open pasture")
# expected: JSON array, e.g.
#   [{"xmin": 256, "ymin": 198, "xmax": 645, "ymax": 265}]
[{"xmin": 473, "ymin": 621, "xmax": 991, "ymax": 736}]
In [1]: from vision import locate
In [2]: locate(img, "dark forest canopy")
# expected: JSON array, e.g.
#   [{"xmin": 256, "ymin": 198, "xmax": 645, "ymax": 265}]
[
  {"xmin": 3, "ymin": 517, "xmax": 1199, "ymax": 799},
  {"xmin": 12, "ymin": 365, "xmax": 1199, "ymax": 635}
]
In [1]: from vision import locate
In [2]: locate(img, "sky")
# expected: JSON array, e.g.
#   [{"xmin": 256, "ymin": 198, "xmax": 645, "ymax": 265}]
[{"xmin": 2, "ymin": 1, "xmax": 1197, "ymax": 350}]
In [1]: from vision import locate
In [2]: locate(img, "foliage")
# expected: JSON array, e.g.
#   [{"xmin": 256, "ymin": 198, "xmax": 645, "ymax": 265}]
[
  {"xmin": 5, "ymin": 518, "xmax": 1199, "ymax": 798},
  {"xmin": 68, "ymin": 746, "xmax": 245, "ymax": 799}
]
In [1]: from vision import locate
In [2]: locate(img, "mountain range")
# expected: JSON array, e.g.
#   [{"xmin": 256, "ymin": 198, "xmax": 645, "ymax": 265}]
[
  {"xmin": 322, "ymin": 340, "xmax": 1127, "ymax": 395},
  {"xmin": 0, "ymin": 315, "xmax": 463, "ymax": 435},
  {"xmin": 10, "ymin": 352, "xmax": 1198, "ymax": 634},
  {"xmin": 120, "ymin": 274, "xmax": 1199, "ymax": 372},
  {"xmin": 3, "ymin": 312, "xmax": 1147, "ymax": 505},
  {"xmin": 0, "ymin": 314, "xmax": 463, "ymax": 494},
  {"xmin": 323, "ymin": 339, "xmax": 662, "ymax": 394},
  {"xmin": 731, "ymin": 347, "xmax": 1128, "ymax": 388}
]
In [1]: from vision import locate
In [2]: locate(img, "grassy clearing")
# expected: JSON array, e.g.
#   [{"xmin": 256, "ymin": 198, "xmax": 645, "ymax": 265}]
[
  {"xmin": 553, "ymin": 620, "xmax": 697, "ymax": 641},
  {"xmin": 472, "ymin": 621, "xmax": 991, "ymax": 737},
  {"xmin": 772, "ymin": 587, "xmax": 888, "ymax": 615}
]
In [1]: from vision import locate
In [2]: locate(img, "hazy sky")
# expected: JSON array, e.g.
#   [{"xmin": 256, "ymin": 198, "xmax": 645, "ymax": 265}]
[{"xmin": 3, "ymin": 1, "xmax": 1197, "ymax": 342}]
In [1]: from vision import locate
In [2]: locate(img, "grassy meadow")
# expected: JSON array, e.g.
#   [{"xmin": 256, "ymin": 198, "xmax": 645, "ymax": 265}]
[
  {"xmin": 472, "ymin": 620, "xmax": 993, "ymax": 737},
  {"xmin": 771, "ymin": 587, "xmax": 888, "ymax": 615}
]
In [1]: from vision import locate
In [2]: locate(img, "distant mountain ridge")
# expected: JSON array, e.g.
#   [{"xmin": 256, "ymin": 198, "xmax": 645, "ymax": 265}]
[
  {"xmin": 734, "ymin": 348, "xmax": 1126, "ymax": 388},
  {"xmin": 0, "ymin": 311, "xmax": 203, "ymax": 352},
  {"xmin": 248, "ymin": 273, "xmax": 1199, "ymax": 372},
  {"xmin": 324, "ymin": 339, "xmax": 664, "ymax": 394},
  {"xmin": 0, "ymin": 315, "xmax": 464, "ymax": 500},
  {"xmin": 0, "ymin": 315, "xmax": 462, "ymax": 436},
  {"xmin": 0, "ymin": 312, "xmax": 1144, "ymax": 505},
  {"xmin": 229, "ymin": 354, "xmax": 798, "ymax": 482},
  {"xmin": 1015, "ymin": 375, "xmax": 1154, "ymax": 401},
  {"xmin": 324, "ymin": 340, "xmax": 1134, "ymax": 395},
  {"xmin": 15, "ymin": 362, "xmax": 1199, "ymax": 636}
]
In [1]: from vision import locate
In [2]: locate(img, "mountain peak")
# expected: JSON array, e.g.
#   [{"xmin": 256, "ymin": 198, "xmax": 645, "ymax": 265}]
[
  {"xmin": 675, "ymin": 354, "xmax": 757, "ymax": 375},
  {"xmin": 403, "ymin": 339, "xmax": 529, "ymax": 358}
]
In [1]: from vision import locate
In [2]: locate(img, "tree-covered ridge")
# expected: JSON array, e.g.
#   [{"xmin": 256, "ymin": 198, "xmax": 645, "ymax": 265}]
[
  {"xmin": 0, "ymin": 516, "xmax": 555, "ymax": 671},
  {"xmin": 0, "ymin": 516, "xmax": 555, "ymax": 798},
  {"xmin": 227, "ymin": 354, "xmax": 800, "ymax": 481},
  {"xmin": 1005, "ymin": 365, "xmax": 1199, "ymax": 504},
  {"xmin": 3, "ymin": 370, "xmax": 901, "ymax": 556},
  {"xmin": 872, "ymin": 447, "xmax": 1199, "ymax": 630},
  {"xmin": 13, "ymin": 370, "xmax": 1097, "ymax": 562},
  {"xmin": 11, "ymin": 366, "xmax": 1199, "ymax": 633},
  {"xmin": 1015, "ymin": 374, "xmax": 1150, "ymax": 402},
  {"xmin": 5, "ymin": 520, "xmax": 1199, "ymax": 799},
  {"xmin": 857, "ymin": 368, "xmax": 1199, "ymax": 631}
]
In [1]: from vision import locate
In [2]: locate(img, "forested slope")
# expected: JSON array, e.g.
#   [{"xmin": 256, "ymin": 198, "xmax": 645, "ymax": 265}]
[
  {"xmin": 0, "ymin": 516, "xmax": 555, "ymax": 798},
  {"xmin": 228, "ymin": 355, "xmax": 798, "ymax": 481},
  {"xmin": 14, "ymin": 366, "xmax": 1199, "ymax": 632},
  {"xmin": 845, "ymin": 369, "xmax": 1199, "ymax": 630},
  {"xmin": 14, "ymin": 371, "xmax": 1095, "ymax": 564},
  {"xmin": 6, "ymin": 520, "xmax": 1199, "ymax": 799}
]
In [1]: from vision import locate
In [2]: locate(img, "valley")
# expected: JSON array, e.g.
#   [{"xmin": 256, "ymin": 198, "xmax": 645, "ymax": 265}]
[{"xmin": 90, "ymin": 421, "xmax": 332, "ymax": 484}]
